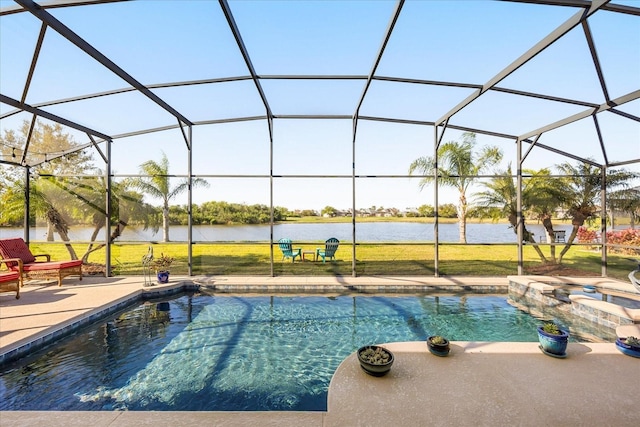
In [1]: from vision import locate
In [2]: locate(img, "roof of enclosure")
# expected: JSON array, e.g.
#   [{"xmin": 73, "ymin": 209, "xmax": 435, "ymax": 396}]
[{"xmin": 0, "ymin": 0, "xmax": 639, "ymax": 170}]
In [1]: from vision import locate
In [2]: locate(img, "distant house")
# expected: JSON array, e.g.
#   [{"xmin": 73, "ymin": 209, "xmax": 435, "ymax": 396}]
[{"xmin": 403, "ymin": 207, "xmax": 419, "ymax": 217}]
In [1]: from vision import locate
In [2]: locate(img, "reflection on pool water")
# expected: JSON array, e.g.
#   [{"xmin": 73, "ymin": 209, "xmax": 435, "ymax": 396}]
[{"xmin": 0, "ymin": 292, "xmax": 614, "ymax": 411}]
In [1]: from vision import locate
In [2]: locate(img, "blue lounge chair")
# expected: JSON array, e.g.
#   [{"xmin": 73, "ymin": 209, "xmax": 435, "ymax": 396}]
[
  {"xmin": 316, "ymin": 237, "xmax": 339, "ymax": 263},
  {"xmin": 278, "ymin": 238, "xmax": 302, "ymax": 262}
]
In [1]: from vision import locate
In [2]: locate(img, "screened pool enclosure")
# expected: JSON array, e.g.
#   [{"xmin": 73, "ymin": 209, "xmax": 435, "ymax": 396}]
[{"xmin": 0, "ymin": 0, "xmax": 638, "ymax": 278}]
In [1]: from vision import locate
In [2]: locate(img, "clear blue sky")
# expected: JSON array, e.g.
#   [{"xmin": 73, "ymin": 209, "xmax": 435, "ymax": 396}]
[{"xmin": 1, "ymin": 0, "xmax": 638, "ymax": 212}]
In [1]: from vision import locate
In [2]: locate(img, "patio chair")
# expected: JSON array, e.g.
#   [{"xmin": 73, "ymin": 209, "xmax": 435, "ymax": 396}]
[
  {"xmin": 316, "ymin": 237, "xmax": 339, "ymax": 263},
  {"xmin": 0, "ymin": 258, "xmax": 22, "ymax": 299},
  {"xmin": 0, "ymin": 238, "xmax": 82, "ymax": 287},
  {"xmin": 553, "ymin": 230, "xmax": 566, "ymax": 243},
  {"xmin": 278, "ymin": 238, "xmax": 302, "ymax": 262}
]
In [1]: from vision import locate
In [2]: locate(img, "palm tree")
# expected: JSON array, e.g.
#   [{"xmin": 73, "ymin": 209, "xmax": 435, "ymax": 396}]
[
  {"xmin": 475, "ymin": 164, "xmax": 549, "ymax": 263},
  {"xmin": 409, "ymin": 132, "xmax": 502, "ymax": 243},
  {"xmin": 127, "ymin": 153, "xmax": 209, "ymax": 242},
  {"xmin": 0, "ymin": 173, "xmax": 80, "ymax": 259},
  {"xmin": 524, "ymin": 168, "xmax": 567, "ymax": 263},
  {"xmin": 64, "ymin": 175, "xmax": 162, "ymax": 263},
  {"xmin": 478, "ymin": 161, "xmax": 638, "ymax": 265},
  {"xmin": 556, "ymin": 161, "xmax": 637, "ymax": 263},
  {"xmin": 0, "ymin": 120, "xmax": 96, "ymax": 258},
  {"xmin": 608, "ymin": 186, "xmax": 640, "ymax": 229}
]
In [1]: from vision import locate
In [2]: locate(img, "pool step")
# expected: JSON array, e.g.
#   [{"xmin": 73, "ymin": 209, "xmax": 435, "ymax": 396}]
[{"xmin": 569, "ymin": 294, "xmax": 640, "ymax": 327}]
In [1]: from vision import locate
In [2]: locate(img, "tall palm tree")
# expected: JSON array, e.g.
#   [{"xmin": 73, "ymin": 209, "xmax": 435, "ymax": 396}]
[
  {"xmin": 409, "ymin": 132, "xmax": 502, "ymax": 243},
  {"xmin": 128, "ymin": 153, "xmax": 209, "ymax": 242}
]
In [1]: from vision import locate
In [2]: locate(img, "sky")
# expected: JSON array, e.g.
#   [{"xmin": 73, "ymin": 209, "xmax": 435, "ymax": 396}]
[{"xmin": 0, "ymin": 0, "xmax": 638, "ymax": 213}]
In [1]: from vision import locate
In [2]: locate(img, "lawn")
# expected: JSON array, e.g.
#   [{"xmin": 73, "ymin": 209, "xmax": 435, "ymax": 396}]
[{"xmin": 24, "ymin": 241, "xmax": 636, "ymax": 281}]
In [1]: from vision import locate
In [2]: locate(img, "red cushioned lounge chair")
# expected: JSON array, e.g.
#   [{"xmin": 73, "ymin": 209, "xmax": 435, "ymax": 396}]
[
  {"xmin": 0, "ymin": 257, "xmax": 22, "ymax": 299},
  {"xmin": 0, "ymin": 238, "xmax": 82, "ymax": 287}
]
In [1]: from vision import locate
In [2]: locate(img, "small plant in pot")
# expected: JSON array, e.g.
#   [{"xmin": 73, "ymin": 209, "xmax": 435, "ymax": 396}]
[
  {"xmin": 357, "ymin": 345, "xmax": 394, "ymax": 376},
  {"xmin": 427, "ymin": 335, "xmax": 450, "ymax": 356},
  {"xmin": 153, "ymin": 253, "xmax": 174, "ymax": 284},
  {"xmin": 537, "ymin": 321, "xmax": 569, "ymax": 358},
  {"xmin": 615, "ymin": 335, "xmax": 640, "ymax": 358}
]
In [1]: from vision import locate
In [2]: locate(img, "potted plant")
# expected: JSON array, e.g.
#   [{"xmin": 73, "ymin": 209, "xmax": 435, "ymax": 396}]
[
  {"xmin": 427, "ymin": 335, "xmax": 450, "ymax": 356},
  {"xmin": 537, "ymin": 321, "xmax": 569, "ymax": 357},
  {"xmin": 615, "ymin": 335, "xmax": 640, "ymax": 358},
  {"xmin": 153, "ymin": 253, "xmax": 174, "ymax": 284},
  {"xmin": 357, "ymin": 345, "xmax": 394, "ymax": 376}
]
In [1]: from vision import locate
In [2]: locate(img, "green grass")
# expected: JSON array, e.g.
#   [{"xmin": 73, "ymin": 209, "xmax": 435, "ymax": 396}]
[{"xmin": 24, "ymin": 241, "xmax": 636, "ymax": 281}]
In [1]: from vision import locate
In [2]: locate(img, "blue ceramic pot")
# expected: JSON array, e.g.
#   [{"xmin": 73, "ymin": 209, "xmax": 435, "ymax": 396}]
[
  {"xmin": 615, "ymin": 338, "xmax": 640, "ymax": 358},
  {"xmin": 537, "ymin": 326, "xmax": 569, "ymax": 356},
  {"xmin": 156, "ymin": 271, "xmax": 170, "ymax": 284}
]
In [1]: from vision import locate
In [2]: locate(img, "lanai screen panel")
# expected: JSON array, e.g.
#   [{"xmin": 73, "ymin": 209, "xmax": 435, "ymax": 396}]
[
  {"xmin": 0, "ymin": 0, "xmax": 638, "ymax": 277},
  {"xmin": 1, "ymin": 0, "xmax": 638, "ymax": 170}
]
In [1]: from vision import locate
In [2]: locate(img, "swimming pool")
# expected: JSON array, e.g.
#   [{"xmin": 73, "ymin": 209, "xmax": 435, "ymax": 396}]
[{"xmin": 0, "ymin": 292, "xmax": 612, "ymax": 411}]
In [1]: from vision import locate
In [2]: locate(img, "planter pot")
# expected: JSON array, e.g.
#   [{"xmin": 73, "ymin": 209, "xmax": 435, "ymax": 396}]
[
  {"xmin": 615, "ymin": 337, "xmax": 640, "ymax": 358},
  {"xmin": 357, "ymin": 345, "xmax": 394, "ymax": 377},
  {"xmin": 156, "ymin": 270, "xmax": 170, "ymax": 284},
  {"xmin": 537, "ymin": 326, "xmax": 569, "ymax": 357},
  {"xmin": 427, "ymin": 336, "xmax": 450, "ymax": 357}
]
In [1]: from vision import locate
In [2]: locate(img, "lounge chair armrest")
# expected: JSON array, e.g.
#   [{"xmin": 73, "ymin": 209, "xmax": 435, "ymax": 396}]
[
  {"xmin": 32, "ymin": 254, "xmax": 51, "ymax": 262},
  {"xmin": 0, "ymin": 258, "xmax": 23, "ymax": 272}
]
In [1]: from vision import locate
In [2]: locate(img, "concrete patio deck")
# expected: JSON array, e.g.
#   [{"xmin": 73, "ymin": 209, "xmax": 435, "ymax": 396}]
[{"xmin": 1, "ymin": 275, "xmax": 639, "ymax": 426}]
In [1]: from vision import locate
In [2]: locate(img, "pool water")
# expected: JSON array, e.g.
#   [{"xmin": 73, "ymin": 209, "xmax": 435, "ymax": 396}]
[{"xmin": 0, "ymin": 292, "xmax": 609, "ymax": 411}]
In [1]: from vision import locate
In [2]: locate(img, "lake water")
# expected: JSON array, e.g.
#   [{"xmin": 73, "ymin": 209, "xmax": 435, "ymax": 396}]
[{"xmin": 0, "ymin": 222, "xmax": 573, "ymax": 243}]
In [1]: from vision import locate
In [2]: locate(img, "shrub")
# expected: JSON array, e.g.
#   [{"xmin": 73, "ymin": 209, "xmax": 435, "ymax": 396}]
[
  {"xmin": 605, "ymin": 228, "xmax": 640, "ymax": 255},
  {"xmin": 153, "ymin": 253, "xmax": 174, "ymax": 270},
  {"xmin": 577, "ymin": 226, "xmax": 599, "ymax": 244}
]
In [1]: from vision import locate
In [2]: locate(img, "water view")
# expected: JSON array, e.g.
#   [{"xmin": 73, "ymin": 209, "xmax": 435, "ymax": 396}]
[{"xmin": 0, "ymin": 222, "xmax": 573, "ymax": 243}]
